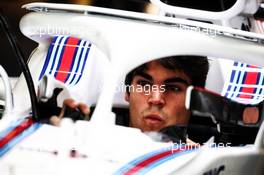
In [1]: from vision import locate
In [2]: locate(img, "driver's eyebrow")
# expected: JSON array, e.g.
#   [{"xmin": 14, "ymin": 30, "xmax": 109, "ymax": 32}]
[
  {"xmin": 164, "ymin": 77, "xmax": 190, "ymax": 85},
  {"xmin": 134, "ymin": 71, "xmax": 153, "ymax": 81}
]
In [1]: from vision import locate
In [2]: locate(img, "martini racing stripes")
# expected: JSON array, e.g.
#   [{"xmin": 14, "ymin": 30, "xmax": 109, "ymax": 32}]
[
  {"xmin": 39, "ymin": 36, "xmax": 91, "ymax": 85},
  {"xmin": 115, "ymin": 146, "xmax": 197, "ymax": 175},
  {"xmin": 223, "ymin": 61, "xmax": 264, "ymax": 104},
  {"xmin": 0, "ymin": 118, "xmax": 41, "ymax": 157}
]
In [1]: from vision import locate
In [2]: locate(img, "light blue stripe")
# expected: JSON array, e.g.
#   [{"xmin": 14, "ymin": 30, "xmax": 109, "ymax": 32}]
[
  {"xmin": 0, "ymin": 118, "xmax": 26, "ymax": 139},
  {"xmin": 0, "ymin": 123, "xmax": 41, "ymax": 158},
  {"xmin": 114, "ymin": 147, "xmax": 170, "ymax": 175},
  {"xmin": 138, "ymin": 149, "xmax": 197, "ymax": 175},
  {"xmin": 114, "ymin": 145, "xmax": 192, "ymax": 175}
]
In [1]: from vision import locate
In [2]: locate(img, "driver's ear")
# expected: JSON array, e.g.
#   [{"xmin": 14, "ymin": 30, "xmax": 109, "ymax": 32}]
[{"xmin": 125, "ymin": 92, "xmax": 130, "ymax": 102}]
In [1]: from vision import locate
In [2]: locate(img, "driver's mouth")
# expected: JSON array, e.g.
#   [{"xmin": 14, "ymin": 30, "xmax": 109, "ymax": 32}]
[{"xmin": 143, "ymin": 114, "xmax": 164, "ymax": 126}]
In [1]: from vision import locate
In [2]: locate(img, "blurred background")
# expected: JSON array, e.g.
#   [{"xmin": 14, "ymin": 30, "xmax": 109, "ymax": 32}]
[{"xmin": 0, "ymin": 0, "xmax": 236, "ymax": 76}]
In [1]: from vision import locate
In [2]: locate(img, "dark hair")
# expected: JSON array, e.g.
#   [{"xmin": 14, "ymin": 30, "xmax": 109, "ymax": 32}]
[{"xmin": 125, "ymin": 55, "xmax": 209, "ymax": 91}]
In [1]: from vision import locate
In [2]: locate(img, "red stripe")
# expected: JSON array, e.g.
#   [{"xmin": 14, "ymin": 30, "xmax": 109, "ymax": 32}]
[
  {"xmin": 0, "ymin": 118, "xmax": 34, "ymax": 148},
  {"xmin": 55, "ymin": 37, "xmax": 79, "ymax": 82},
  {"xmin": 239, "ymin": 72, "xmax": 258, "ymax": 98},
  {"xmin": 248, "ymin": 65, "xmax": 258, "ymax": 68},
  {"xmin": 124, "ymin": 148, "xmax": 182, "ymax": 175}
]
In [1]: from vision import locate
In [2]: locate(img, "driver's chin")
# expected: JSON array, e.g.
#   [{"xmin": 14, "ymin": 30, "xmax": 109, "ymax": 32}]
[{"xmin": 141, "ymin": 123, "xmax": 164, "ymax": 132}]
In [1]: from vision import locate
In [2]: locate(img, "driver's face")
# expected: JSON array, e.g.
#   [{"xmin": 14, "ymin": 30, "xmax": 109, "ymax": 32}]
[{"xmin": 125, "ymin": 60, "xmax": 191, "ymax": 132}]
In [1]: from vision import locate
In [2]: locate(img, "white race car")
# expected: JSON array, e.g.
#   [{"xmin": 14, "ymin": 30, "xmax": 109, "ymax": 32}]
[{"xmin": 0, "ymin": 1, "xmax": 263, "ymax": 174}]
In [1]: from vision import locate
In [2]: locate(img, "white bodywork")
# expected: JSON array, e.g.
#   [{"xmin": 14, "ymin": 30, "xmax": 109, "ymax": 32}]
[{"xmin": 0, "ymin": 2, "xmax": 263, "ymax": 175}]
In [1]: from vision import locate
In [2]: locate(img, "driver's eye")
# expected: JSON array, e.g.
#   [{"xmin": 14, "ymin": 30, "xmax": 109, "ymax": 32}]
[{"xmin": 164, "ymin": 84, "xmax": 181, "ymax": 92}]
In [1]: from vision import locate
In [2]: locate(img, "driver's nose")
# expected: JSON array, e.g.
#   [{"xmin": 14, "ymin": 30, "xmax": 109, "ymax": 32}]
[{"xmin": 148, "ymin": 89, "xmax": 165, "ymax": 106}]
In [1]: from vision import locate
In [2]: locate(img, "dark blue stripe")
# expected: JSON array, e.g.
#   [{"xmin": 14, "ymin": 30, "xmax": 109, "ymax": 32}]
[
  {"xmin": 230, "ymin": 70, "xmax": 236, "ymax": 83},
  {"xmin": 227, "ymin": 85, "xmax": 231, "ymax": 91},
  {"xmin": 75, "ymin": 43, "xmax": 91, "ymax": 85},
  {"xmin": 38, "ymin": 37, "xmax": 58, "ymax": 80},
  {"xmin": 261, "ymin": 75, "xmax": 264, "ymax": 94},
  {"xmin": 256, "ymin": 72, "xmax": 261, "ymax": 86},
  {"xmin": 252, "ymin": 73, "xmax": 261, "ymax": 99},
  {"xmin": 231, "ymin": 86, "xmax": 237, "ymax": 98},
  {"xmin": 259, "ymin": 89, "xmax": 263, "ymax": 100},
  {"xmin": 65, "ymin": 39, "xmax": 82, "ymax": 83},
  {"xmin": 49, "ymin": 36, "xmax": 65, "ymax": 74},
  {"xmin": 230, "ymin": 62, "xmax": 241, "ymax": 98},
  {"xmin": 69, "ymin": 41, "xmax": 87, "ymax": 85},
  {"xmin": 54, "ymin": 37, "xmax": 70, "ymax": 77},
  {"xmin": 236, "ymin": 71, "xmax": 242, "ymax": 84},
  {"xmin": 237, "ymin": 71, "xmax": 247, "ymax": 98},
  {"xmin": 225, "ymin": 85, "xmax": 232, "ymax": 97},
  {"xmin": 257, "ymin": 75, "xmax": 264, "ymax": 100}
]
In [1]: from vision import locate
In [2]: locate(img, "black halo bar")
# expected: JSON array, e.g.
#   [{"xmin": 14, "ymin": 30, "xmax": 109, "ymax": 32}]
[{"xmin": 0, "ymin": 9, "xmax": 39, "ymax": 121}]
